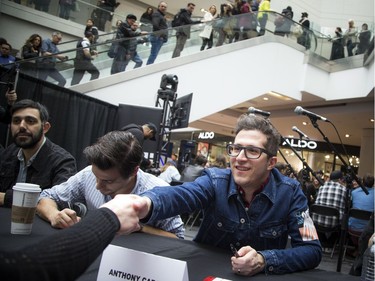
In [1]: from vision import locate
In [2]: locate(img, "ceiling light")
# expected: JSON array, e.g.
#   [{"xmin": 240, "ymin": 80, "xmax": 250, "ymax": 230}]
[
  {"xmin": 267, "ymin": 91, "xmax": 292, "ymax": 101},
  {"xmin": 345, "ymin": 134, "xmax": 350, "ymax": 138},
  {"xmin": 370, "ymin": 118, "xmax": 374, "ymax": 122},
  {"xmin": 302, "ymin": 122, "xmax": 307, "ymax": 126},
  {"xmin": 263, "ymin": 97, "xmax": 269, "ymax": 101}
]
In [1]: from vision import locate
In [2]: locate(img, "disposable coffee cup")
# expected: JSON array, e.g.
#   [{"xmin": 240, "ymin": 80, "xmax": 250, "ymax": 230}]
[{"xmin": 11, "ymin": 183, "xmax": 41, "ymax": 235}]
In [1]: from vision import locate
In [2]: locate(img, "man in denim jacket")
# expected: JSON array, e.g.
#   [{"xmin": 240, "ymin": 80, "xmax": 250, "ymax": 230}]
[{"xmin": 134, "ymin": 113, "xmax": 322, "ymax": 276}]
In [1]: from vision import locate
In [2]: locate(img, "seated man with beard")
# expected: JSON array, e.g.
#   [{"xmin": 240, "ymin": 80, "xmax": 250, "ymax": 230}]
[{"xmin": 0, "ymin": 99, "xmax": 77, "ymax": 207}]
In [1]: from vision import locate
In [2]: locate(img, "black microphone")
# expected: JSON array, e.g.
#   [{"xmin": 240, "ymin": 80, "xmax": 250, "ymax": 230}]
[
  {"xmin": 294, "ymin": 106, "xmax": 329, "ymax": 122},
  {"xmin": 248, "ymin": 107, "xmax": 271, "ymax": 118},
  {"xmin": 292, "ymin": 126, "xmax": 310, "ymax": 140}
]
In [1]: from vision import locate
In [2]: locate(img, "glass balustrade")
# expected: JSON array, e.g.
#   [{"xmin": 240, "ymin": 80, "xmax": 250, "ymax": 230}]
[{"xmin": 2, "ymin": 4, "xmax": 374, "ymax": 87}]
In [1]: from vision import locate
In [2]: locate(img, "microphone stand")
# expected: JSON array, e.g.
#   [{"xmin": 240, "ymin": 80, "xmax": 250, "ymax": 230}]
[
  {"xmin": 277, "ymin": 147, "xmax": 298, "ymax": 179},
  {"xmin": 309, "ymin": 117, "xmax": 368, "ymax": 272},
  {"xmin": 280, "ymin": 135, "xmax": 325, "ymax": 187}
]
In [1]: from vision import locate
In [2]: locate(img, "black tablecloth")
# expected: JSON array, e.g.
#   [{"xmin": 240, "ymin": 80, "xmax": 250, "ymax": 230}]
[{"xmin": 0, "ymin": 208, "xmax": 359, "ymax": 281}]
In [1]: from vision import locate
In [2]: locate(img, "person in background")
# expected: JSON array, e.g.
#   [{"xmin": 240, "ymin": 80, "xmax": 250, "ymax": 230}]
[
  {"xmin": 344, "ymin": 19, "xmax": 357, "ymax": 57},
  {"xmin": 96, "ymin": 0, "xmax": 117, "ymax": 31},
  {"xmin": 120, "ymin": 122, "xmax": 157, "ymax": 146},
  {"xmin": 0, "ymin": 99, "xmax": 77, "ymax": 208},
  {"xmin": 210, "ymin": 154, "xmax": 227, "ymax": 168},
  {"xmin": 34, "ymin": 0, "xmax": 51, "ymax": 12},
  {"xmin": 158, "ymin": 160, "xmax": 181, "ymax": 184},
  {"xmin": 312, "ymin": 170, "xmax": 347, "ymax": 249},
  {"xmin": 348, "ymin": 174, "xmax": 374, "ymax": 238},
  {"xmin": 70, "ymin": 32, "xmax": 100, "ymax": 86},
  {"xmin": 58, "ymin": 0, "xmax": 76, "ymax": 20},
  {"xmin": 257, "ymin": 0, "xmax": 271, "ymax": 36},
  {"xmin": 356, "ymin": 23, "xmax": 371, "ymax": 55},
  {"xmin": 19, "ymin": 34, "xmax": 43, "ymax": 77},
  {"xmin": 0, "ymin": 42, "xmax": 16, "ymax": 70},
  {"xmin": 84, "ymin": 19, "xmax": 99, "ymax": 45},
  {"xmin": 180, "ymin": 154, "xmax": 207, "ymax": 182},
  {"xmin": 274, "ymin": 6, "xmax": 293, "ymax": 37},
  {"xmin": 329, "ymin": 27, "xmax": 345, "ymax": 60},
  {"xmin": 0, "ymin": 88, "xmax": 17, "ymax": 124},
  {"xmin": 199, "ymin": 5, "xmax": 217, "ymax": 51},
  {"xmin": 2, "ymin": 194, "xmax": 145, "ymax": 281},
  {"xmin": 146, "ymin": 1, "xmax": 168, "ymax": 65},
  {"xmin": 121, "ymin": 113, "xmax": 322, "ymax": 276},
  {"xmin": 39, "ymin": 32, "xmax": 68, "ymax": 87},
  {"xmin": 171, "ymin": 2, "xmax": 201, "ymax": 58},
  {"xmin": 111, "ymin": 15, "xmax": 147, "ymax": 74},
  {"xmin": 111, "ymin": 18, "xmax": 147, "ymax": 74},
  {"xmin": 36, "ymin": 130, "xmax": 184, "ymax": 239},
  {"xmin": 215, "ymin": 3, "xmax": 234, "ymax": 47},
  {"xmin": 140, "ymin": 6, "xmax": 154, "ymax": 32},
  {"xmin": 297, "ymin": 12, "xmax": 310, "ymax": 49}
]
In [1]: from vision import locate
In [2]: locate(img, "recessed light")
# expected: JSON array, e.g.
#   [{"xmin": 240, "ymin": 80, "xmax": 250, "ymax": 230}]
[
  {"xmin": 345, "ymin": 134, "xmax": 350, "ymax": 138},
  {"xmin": 370, "ymin": 118, "xmax": 374, "ymax": 122}
]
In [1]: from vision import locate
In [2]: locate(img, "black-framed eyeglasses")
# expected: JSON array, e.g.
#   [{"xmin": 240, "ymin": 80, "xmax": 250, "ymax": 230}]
[{"xmin": 226, "ymin": 144, "xmax": 273, "ymax": 159}]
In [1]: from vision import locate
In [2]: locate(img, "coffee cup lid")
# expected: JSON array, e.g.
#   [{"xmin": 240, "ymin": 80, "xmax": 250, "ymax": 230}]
[{"xmin": 13, "ymin": 183, "xmax": 41, "ymax": 193}]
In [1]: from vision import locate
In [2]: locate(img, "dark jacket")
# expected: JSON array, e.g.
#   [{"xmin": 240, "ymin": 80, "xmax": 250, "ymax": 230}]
[
  {"xmin": 176, "ymin": 8, "xmax": 200, "ymax": 37},
  {"xmin": 151, "ymin": 9, "xmax": 168, "ymax": 40},
  {"xmin": 120, "ymin": 124, "xmax": 144, "ymax": 146},
  {"xmin": 0, "ymin": 138, "xmax": 77, "ymax": 207},
  {"xmin": 118, "ymin": 21, "xmax": 142, "ymax": 52},
  {"xmin": 180, "ymin": 164, "xmax": 205, "ymax": 182}
]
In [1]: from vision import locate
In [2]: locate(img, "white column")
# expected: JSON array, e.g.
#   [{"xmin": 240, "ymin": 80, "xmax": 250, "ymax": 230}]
[{"xmin": 358, "ymin": 128, "xmax": 374, "ymax": 176}]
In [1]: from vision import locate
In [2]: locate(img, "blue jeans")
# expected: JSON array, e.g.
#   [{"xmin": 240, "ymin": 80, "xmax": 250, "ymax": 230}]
[
  {"xmin": 123, "ymin": 52, "xmax": 143, "ymax": 72},
  {"xmin": 146, "ymin": 35, "xmax": 165, "ymax": 65}
]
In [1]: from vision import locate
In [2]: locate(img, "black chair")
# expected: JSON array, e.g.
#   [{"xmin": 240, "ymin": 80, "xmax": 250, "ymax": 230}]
[
  {"xmin": 310, "ymin": 204, "xmax": 341, "ymax": 258},
  {"xmin": 344, "ymin": 208, "xmax": 373, "ymax": 259}
]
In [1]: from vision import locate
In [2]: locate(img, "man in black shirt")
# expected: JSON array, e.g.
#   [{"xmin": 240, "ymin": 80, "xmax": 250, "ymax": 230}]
[{"xmin": 172, "ymin": 2, "xmax": 201, "ymax": 58}]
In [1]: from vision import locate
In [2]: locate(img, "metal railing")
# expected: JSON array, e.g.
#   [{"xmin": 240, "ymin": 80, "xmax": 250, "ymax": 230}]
[{"xmin": 3, "ymin": 9, "xmax": 374, "ymax": 88}]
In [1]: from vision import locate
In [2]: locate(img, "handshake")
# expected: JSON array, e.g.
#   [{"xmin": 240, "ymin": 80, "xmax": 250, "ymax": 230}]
[{"xmin": 100, "ymin": 194, "xmax": 151, "ymax": 235}]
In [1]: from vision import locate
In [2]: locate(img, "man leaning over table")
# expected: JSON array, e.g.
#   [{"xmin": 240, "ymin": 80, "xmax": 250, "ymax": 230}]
[
  {"xmin": 36, "ymin": 130, "xmax": 185, "ymax": 239},
  {"xmin": 0, "ymin": 99, "xmax": 77, "ymax": 207},
  {"xmin": 122, "ymin": 114, "xmax": 322, "ymax": 276}
]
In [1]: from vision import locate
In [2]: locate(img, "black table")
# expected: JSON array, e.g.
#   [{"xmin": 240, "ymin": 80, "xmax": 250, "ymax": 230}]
[{"xmin": 0, "ymin": 208, "xmax": 359, "ymax": 281}]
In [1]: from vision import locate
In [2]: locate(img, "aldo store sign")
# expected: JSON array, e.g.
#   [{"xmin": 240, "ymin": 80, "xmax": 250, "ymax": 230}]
[
  {"xmin": 198, "ymin": 132, "xmax": 215, "ymax": 140},
  {"xmin": 282, "ymin": 138, "xmax": 318, "ymax": 150}
]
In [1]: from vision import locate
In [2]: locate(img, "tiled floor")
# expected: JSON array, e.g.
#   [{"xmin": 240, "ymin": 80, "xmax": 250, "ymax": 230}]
[{"xmin": 184, "ymin": 226, "xmax": 357, "ymax": 276}]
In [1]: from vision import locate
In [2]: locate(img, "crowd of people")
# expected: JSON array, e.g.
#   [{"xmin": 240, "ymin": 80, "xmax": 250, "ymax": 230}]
[
  {"xmin": 275, "ymin": 162, "xmax": 374, "ymax": 276},
  {"xmin": 1, "ymin": 1, "xmax": 373, "ymax": 87}
]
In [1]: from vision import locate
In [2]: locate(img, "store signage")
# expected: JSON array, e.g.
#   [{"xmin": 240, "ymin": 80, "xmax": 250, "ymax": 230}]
[
  {"xmin": 198, "ymin": 132, "xmax": 215, "ymax": 139},
  {"xmin": 282, "ymin": 138, "xmax": 318, "ymax": 150}
]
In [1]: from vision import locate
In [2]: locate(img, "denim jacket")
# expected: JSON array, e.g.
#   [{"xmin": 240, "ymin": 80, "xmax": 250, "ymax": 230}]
[{"xmin": 142, "ymin": 167, "xmax": 322, "ymax": 274}]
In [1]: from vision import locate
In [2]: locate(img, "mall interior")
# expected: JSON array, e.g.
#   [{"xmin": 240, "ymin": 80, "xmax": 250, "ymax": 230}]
[
  {"xmin": 0, "ymin": 0, "xmax": 374, "ymax": 176},
  {"xmin": 0, "ymin": 0, "xmax": 374, "ymax": 277}
]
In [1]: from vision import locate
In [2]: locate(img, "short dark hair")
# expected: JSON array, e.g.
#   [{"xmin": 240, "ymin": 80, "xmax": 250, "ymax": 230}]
[
  {"xmin": 126, "ymin": 14, "xmax": 137, "ymax": 21},
  {"xmin": 11, "ymin": 99, "xmax": 49, "ymax": 123},
  {"xmin": 2, "ymin": 42, "xmax": 12, "ymax": 50},
  {"xmin": 235, "ymin": 114, "xmax": 280, "ymax": 157},
  {"xmin": 195, "ymin": 155, "xmax": 207, "ymax": 166},
  {"xmin": 363, "ymin": 173, "xmax": 374, "ymax": 187},
  {"xmin": 83, "ymin": 131, "xmax": 143, "ymax": 179}
]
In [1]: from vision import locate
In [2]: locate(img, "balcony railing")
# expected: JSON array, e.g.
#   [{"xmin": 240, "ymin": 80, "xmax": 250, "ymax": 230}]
[{"xmin": 2, "ymin": 4, "xmax": 374, "ymax": 88}]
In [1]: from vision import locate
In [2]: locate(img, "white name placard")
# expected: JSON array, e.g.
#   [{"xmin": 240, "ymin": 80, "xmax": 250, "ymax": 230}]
[{"xmin": 97, "ymin": 245, "xmax": 189, "ymax": 281}]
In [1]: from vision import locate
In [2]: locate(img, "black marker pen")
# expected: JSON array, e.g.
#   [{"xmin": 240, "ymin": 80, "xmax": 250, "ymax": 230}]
[{"xmin": 230, "ymin": 243, "xmax": 239, "ymax": 258}]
